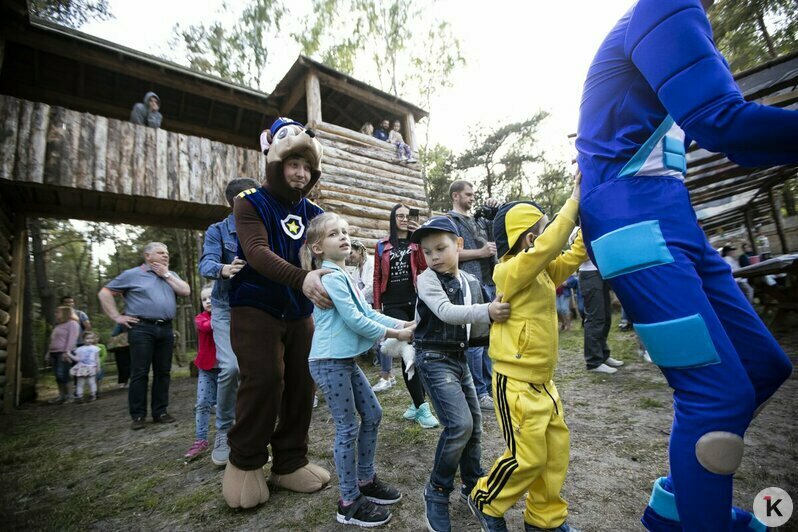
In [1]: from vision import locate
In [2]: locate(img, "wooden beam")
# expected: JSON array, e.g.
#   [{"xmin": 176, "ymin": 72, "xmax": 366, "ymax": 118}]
[
  {"xmin": 4, "ymin": 25, "xmax": 278, "ymax": 116},
  {"xmin": 314, "ymin": 70, "xmax": 415, "ymax": 119},
  {"xmin": 744, "ymin": 208, "xmax": 757, "ymax": 254},
  {"xmin": 768, "ymin": 188, "xmax": 789, "ymax": 253},
  {"xmin": 306, "ymin": 70, "xmax": 322, "ymax": 126},
  {"xmin": 3, "ymin": 217, "xmax": 25, "ymax": 412},
  {"xmin": 281, "ymin": 76, "xmax": 307, "ymax": 117},
  {"xmin": 404, "ymin": 112, "xmax": 417, "ymax": 153}
]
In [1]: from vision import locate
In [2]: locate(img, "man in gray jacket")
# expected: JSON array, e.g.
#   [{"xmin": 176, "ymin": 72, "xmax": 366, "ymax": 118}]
[{"xmin": 130, "ymin": 92, "xmax": 163, "ymax": 128}]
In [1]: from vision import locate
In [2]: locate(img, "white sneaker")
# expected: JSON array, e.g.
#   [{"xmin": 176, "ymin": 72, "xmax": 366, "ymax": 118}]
[
  {"xmin": 640, "ymin": 350, "xmax": 653, "ymax": 363},
  {"xmin": 605, "ymin": 356, "xmax": 625, "ymax": 368},
  {"xmin": 589, "ymin": 363, "xmax": 618, "ymax": 375},
  {"xmin": 372, "ymin": 378, "xmax": 394, "ymax": 392},
  {"xmin": 478, "ymin": 395, "xmax": 494, "ymax": 411}
]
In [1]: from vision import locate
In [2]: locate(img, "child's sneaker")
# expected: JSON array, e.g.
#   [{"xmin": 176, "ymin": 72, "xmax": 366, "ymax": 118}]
[
  {"xmin": 359, "ymin": 475, "xmax": 401, "ymax": 504},
  {"xmin": 211, "ymin": 430, "xmax": 230, "ymax": 466},
  {"xmin": 467, "ymin": 495, "xmax": 508, "ymax": 532},
  {"xmin": 184, "ymin": 439, "xmax": 209, "ymax": 461},
  {"xmin": 402, "ymin": 404, "xmax": 417, "ymax": 420},
  {"xmin": 87, "ymin": 395, "xmax": 97, "ymax": 402},
  {"xmin": 424, "ymin": 483, "xmax": 451, "ymax": 532},
  {"xmin": 336, "ymin": 495, "xmax": 392, "ymax": 527},
  {"xmin": 415, "ymin": 403, "xmax": 439, "ymax": 429}
]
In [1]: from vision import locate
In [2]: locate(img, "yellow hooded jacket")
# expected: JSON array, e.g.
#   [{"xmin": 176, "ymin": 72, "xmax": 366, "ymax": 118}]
[{"xmin": 491, "ymin": 198, "xmax": 588, "ymax": 384}]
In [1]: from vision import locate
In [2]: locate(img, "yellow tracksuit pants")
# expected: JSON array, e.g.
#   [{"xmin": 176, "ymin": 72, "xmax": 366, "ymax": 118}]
[{"xmin": 471, "ymin": 372, "xmax": 570, "ymax": 528}]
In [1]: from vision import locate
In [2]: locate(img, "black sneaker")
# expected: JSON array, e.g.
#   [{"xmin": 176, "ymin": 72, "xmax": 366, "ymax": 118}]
[
  {"xmin": 336, "ymin": 496, "xmax": 392, "ymax": 527},
  {"xmin": 131, "ymin": 417, "xmax": 146, "ymax": 430},
  {"xmin": 153, "ymin": 413, "xmax": 176, "ymax": 424},
  {"xmin": 359, "ymin": 475, "xmax": 402, "ymax": 505}
]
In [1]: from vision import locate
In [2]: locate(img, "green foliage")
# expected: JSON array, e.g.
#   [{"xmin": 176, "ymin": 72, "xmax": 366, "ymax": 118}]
[
  {"xmin": 456, "ymin": 112, "xmax": 549, "ymax": 200},
  {"xmin": 533, "ymin": 162, "xmax": 573, "ymax": 215},
  {"xmin": 29, "ymin": 0, "xmax": 112, "ymax": 28},
  {"xmin": 420, "ymin": 144, "xmax": 457, "ymax": 212},
  {"xmin": 174, "ymin": 0, "xmax": 285, "ymax": 90},
  {"xmin": 709, "ymin": 0, "xmax": 798, "ymax": 72}
]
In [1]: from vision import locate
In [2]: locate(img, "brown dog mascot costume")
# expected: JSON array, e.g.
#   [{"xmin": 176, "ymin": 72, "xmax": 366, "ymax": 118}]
[{"xmin": 222, "ymin": 118, "xmax": 331, "ymax": 508}]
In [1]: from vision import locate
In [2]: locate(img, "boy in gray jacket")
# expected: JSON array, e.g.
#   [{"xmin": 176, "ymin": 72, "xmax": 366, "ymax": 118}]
[{"xmin": 410, "ymin": 216, "xmax": 510, "ymax": 532}]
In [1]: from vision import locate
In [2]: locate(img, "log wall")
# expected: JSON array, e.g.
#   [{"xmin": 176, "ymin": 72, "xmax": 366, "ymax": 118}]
[{"xmin": 0, "ymin": 96, "xmax": 430, "ymax": 252}]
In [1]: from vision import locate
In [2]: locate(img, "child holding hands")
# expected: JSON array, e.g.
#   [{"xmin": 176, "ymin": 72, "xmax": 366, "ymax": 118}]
[
  {"xmin": 469, "ymin": 170, "xmax": 586, "ymax": 532},
  {"xmin": 410, "ymin": 216, "xmax": 511, "ymax": 532},
  {"xmin": 302, "ymin": 213, "xmax": 413, "ymax": 528}
]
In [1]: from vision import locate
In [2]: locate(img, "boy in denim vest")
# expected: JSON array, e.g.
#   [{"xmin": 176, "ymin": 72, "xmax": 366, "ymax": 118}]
[{"xmin": 411, "ymin": 216, "xmax": 511, "ymax": 532}]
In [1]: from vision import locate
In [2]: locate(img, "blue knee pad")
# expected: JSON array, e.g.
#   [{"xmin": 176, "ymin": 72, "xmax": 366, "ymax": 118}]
[
  {"xmin": 590, "ymin": 220, "xmax": 674, "ymax": 279},
  {"xmin": 634, "ymin": 314, "xmax": 720, "ymax": 368}
]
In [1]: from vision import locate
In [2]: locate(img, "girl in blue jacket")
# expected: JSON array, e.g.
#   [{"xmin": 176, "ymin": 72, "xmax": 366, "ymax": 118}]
[{"xmin": 301, "ymin": 212, "xmax": 415, "ymax": 528}]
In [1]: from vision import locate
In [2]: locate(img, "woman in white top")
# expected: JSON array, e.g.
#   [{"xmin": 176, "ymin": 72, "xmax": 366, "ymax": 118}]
[{"xmin": 346, "ymin": 240, "xmax": 375, "ymax": 305}]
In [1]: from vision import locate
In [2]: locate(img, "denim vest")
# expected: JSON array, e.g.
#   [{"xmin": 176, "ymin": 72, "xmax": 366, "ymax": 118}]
[{"xmin": 414, "ymin": 270, "xmax": 489, "ymax": 353}]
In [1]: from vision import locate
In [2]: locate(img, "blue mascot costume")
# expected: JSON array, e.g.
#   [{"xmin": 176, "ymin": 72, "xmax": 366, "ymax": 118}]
[{"xmin": 576, "ymin": 0, "xmax": 797, "ymax": 530}]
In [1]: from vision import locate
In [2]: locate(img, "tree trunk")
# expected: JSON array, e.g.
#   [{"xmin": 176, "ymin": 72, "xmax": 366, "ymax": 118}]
[
  {"xmin": 755, "ymin": 9, "xmax": 778, "ymax": 58},
  {"xmin": 19, "ymin": 241, "xmax": 37, "ymax": 403},
  {"xmin": 29, "ymin": 218, "xmax": 55, "ymax": 326}
]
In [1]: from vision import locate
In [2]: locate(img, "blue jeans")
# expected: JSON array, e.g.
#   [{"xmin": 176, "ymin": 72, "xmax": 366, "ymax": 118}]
[
  {"xmin": 50, "ymin": 352, "xmax": 71, "ymax": 385},
  {"xmin": 309, "ymin": 358, "xmax": 382, "ymax": 502},
  {"xmin": 466, "ymin": 346, "xmax": 492, "ymax": 398},
  {"xmin": 416, "ymin": 351, "xmax": 483, "ymax": 494},
  {"xmin": 195, "ymin": 368, "xmax": 220, "ymax": 440},
  {"xmin": 211, "ymin": 305, "xmax": 238, "ymax": 432}
]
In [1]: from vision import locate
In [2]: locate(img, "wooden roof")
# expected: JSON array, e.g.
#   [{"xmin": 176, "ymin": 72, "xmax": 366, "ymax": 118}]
[
  {"xmin": 0, "ymin": 11, "xmax": 428, "ymax": 151},
  {"xmin": 0, "ymin": 16, "xmax": 278, "ymax": 149},
  {"xmin": 688, "ymin": 52, "xmax": 798, "ymax": 233},
  {"xmin": 268, "ymin": 56, "xmax": 428, "ymax": 130}
]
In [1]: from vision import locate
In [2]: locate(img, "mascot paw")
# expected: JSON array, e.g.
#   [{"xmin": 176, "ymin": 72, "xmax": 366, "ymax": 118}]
[
  {"xmin": 222, "ymin": 461, "xmax": 269, "ymax": 509},
  {"xmin": 269, "ymin": 463, "xmax": 330, "ymax": 493}
]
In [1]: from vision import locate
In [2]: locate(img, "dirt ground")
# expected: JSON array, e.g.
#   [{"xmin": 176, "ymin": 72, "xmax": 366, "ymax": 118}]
[{"xmin": 1, "ymin": 317, "xmax": 796, "ymax": 531}]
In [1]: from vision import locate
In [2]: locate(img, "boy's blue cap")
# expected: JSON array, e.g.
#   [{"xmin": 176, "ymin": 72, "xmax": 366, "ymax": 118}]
[{"xmin": 410, "ymin": 216, "xmax": 460, "ymax": 243}]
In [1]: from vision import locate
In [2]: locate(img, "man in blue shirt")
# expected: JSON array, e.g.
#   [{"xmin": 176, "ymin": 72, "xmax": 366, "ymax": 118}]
[
  {"xmin": 199, "ymin": 177, "xmax": 260, "ymax": 466},
  {"xmin": 99, "ymin": 242, "xmax": 191, "ymax": 430},
  {"xmin": 577, "ymin": 0, "xmax": 797, "ymax": 529},
  {"xmin": 373, "ymin": 119, "xmax": 390, "ymax": 142}
]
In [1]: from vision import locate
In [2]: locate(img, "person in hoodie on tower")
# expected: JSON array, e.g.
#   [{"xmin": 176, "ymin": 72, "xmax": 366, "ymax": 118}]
[
  {"xmin": 221, "ymin": 117, "xmax": 332, "ymax": 509},
  {"xmin": 577, "ymin": 0, "xmax": 797, "ymax": 530},
  {"xmin": 130, "ymin": 92, "xmax": 163, "ymax": 128}
]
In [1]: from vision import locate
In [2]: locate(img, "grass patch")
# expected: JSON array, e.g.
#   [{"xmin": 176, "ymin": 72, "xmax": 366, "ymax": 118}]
[{"xmin": 638, "ymin": 397, "xmax": 664, "ymax": 409}]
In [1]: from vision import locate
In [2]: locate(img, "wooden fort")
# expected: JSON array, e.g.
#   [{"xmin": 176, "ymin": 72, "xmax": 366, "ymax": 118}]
[{"xmin": 0, "ymin": 4, "xmax": 429, "ymax": 411}]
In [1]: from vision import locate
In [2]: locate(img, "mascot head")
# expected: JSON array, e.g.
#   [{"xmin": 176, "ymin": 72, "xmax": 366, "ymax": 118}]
[{"xmin": 262, "ymin": 117, "xmax": 323, "ymax": 204}]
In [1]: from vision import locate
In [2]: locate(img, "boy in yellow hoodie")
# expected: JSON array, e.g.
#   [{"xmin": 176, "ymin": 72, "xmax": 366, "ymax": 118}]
[{"xmin": 469, "ymin": 171, "xmax": 586, "ymax": 532}]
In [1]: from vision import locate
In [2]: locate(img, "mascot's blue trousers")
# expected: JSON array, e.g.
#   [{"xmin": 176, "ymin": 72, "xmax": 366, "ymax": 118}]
[{"xmin": 581, "ymin": 175, "xmax": 792, "ymax": 531}]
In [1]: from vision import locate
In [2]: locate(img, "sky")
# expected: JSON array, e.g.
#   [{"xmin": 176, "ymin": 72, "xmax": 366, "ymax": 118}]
[{"xmin": 81, "ymin": 0, "xmax": 635, "ymax": 164}]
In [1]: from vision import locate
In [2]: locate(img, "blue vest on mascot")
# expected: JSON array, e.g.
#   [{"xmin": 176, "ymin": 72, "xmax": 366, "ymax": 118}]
[{"xmin": 229, "ymin": 187, "xmax": 324, "ymax": 320}]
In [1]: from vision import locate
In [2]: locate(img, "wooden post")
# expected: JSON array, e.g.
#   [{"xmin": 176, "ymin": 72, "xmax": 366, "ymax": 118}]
[
  {"xmin": 305, "ymin": 71, "xmax": 322, "ymax": 127},
  {"xmin": 403, "ymin": 112, "xmax": 417, "ymax": 152},
  {"xmin": 744, "ymin": 208, "xmax": 758, "ymax": 254},
  {"xmin": 4, "ymin": 217, "xmax": 26, "ymax": 412},
  {"xmin": 768, "ymin": 188, "xmax": 789, "ymax": 253}
]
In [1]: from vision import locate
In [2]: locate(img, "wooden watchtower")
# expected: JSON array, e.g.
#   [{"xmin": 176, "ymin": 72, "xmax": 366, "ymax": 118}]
[{"xmin": 0, "ymin": 2, "xmax": 429, "ymax": 411}]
